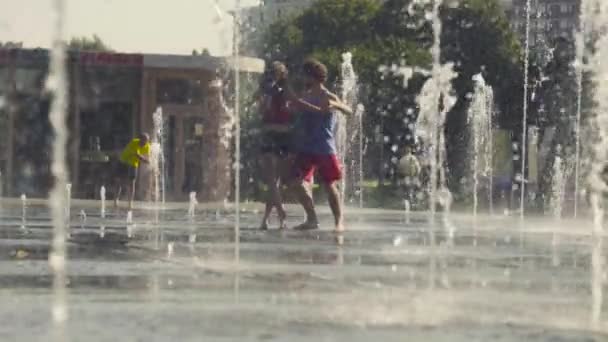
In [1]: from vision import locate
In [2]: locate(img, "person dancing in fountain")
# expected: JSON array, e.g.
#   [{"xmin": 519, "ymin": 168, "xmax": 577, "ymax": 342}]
[
  {"xmin": 286, "ymin": 59, "xmax": 352, "ymax": 231},
  {"xmin": 257, "ymin": 62, "xmax": 292, "ymax": 230}
]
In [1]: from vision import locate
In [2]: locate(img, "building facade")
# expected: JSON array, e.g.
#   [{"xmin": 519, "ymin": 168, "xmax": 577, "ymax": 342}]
[{"xmin": 0, "ymin": 48, "xmax": 263, "ymax": 201}]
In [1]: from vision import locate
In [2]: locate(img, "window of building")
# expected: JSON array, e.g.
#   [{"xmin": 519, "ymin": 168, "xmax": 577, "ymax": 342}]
[
  {"xmin": 0, "ymin": 68, "xmax": 10, "ymax": 93},
  {"xmin": 538, "ymin": 20, "xmax": 546, "ymax": 29},
  {"xmin": 79, "ymin": 67, "xmax": 140, "ymax": 103},
  {"xmin": 549, "ymin": 4, "xmax": 560, "ymax": 16},
  {"xmin": 156, "ymin": 78, "xmax": 203, "ymax": 105},
  {"xmin": 14, "ymin": 68, "xmax": 46, "ymax": 95},
  {"xmin": 80, "ymin": 102, "xmax": 133, "ymax": 152}
]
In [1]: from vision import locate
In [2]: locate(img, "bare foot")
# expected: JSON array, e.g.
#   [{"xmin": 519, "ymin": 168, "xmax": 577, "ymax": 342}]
[
  {"xmin": 278, "ymin": 220, "xmax": 288, "ymax": 230},
  {"xmin": 128, "ymin": 201, "xmax": 133, "ymax": 210},
  {"xmin": 259, "ymin": 221, "xmax": 269, "ymax": 231},
  {"xmin": 293, "ymin": 221, "xmax": 319, "ymax": 231},
  {"xmin": 278, "ymin": 210, "xmax": 287, "ymax": 230},
  {"xmin": 335, "ymin": 221, "xmax": 345, "ymax": 233}
]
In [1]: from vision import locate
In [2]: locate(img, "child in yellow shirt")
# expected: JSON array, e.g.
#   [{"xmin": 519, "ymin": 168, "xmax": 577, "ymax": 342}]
[{"xmin": 114, "ymin": 133, "xmax": 150, "ymax": 209}]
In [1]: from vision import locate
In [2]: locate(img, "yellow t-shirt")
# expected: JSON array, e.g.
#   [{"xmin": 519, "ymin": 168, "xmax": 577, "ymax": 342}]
[{"xmin": 120, "ymin": 138, "xmax": 150, "ymax": 168}]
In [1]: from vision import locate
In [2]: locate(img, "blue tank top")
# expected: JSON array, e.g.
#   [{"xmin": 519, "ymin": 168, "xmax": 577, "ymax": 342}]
[{"xmin": 294, "ymin": 91, "xmax": 337, "ymax": 155}]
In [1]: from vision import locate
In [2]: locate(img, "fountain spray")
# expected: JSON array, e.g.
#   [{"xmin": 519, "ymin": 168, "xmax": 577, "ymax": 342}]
[
  {"xmin": 100, "ymin": 186, "xmax": 106, "ymax": 219},
  {"xmin": 573, "ymin": 1, "xmax": 589, "ymax": 218},
  {"xmin": 188, "ymin": 191, "xmax": 198, "ymax": 223},
  {"xmin": 20, "ymin": 194, "xmax": 27, "ymax": 225},
  {"xmin": 47, "ymin": 0, "xmax": 69, "ymax": 338},
  {"xmin": 585, "ymin": 0, "xmax": 608, "ymax": 235},
  {"xmin": 233, "ymin": 0, "xmax": 242, "ymax": 266},
  {"xmin": 520, "ymin": 0, "xmax": 532, "ymax": 218},
  {"xmin": 469, "ymin": 74, "xmax": 494, "ymax": 217},
  {"xmin": 152, "ymin": 107, "xmax": 166, "ymax": 208},
  {"xmin": 339, "ymin": 52, "xmax": 364, "ymax": 207},
  {"xmin": 417, "ymin": 0, "xmax": 457, "ymax": 216}
]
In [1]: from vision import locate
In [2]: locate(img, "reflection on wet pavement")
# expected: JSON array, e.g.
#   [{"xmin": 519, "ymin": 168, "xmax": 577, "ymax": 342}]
[{"xmin": 0, "ymin": 205, "xmax": 607, "ymax": 341}]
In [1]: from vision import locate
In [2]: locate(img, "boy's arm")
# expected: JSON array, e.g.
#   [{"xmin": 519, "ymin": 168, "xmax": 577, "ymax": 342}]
[
  {"xmin": 323, "ymin": 88, "xmax": 353, "ymax": 115},
  {"xmin": 330, "ymin": 100, "xmax": 353, "ymax": 115},
  {"xmin": 285, "ymin": 87, "xmax": 330, "ymax": 114}
]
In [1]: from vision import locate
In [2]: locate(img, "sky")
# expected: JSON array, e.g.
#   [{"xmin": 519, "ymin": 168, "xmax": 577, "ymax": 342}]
[{"xmin": 0, "ymin": 0, "xmax": 260, "ymax": 56}]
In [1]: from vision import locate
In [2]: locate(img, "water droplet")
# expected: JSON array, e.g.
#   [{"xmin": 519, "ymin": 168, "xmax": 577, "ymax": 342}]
[{"xmin": 393, "ymin": 235, "xmax": 403, "ymax": 246}]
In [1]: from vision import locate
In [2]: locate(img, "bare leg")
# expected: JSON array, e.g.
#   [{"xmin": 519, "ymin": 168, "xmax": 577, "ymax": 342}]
[
  {"xmin": 128, "ymin": 178, "xmax": 136, "ymax": 210},
  {"xmin": 293, "ymin": 180, "xmax": 319, "ymax": 229},
  {"xmin": 260, "ymin": 154, "xmax": 277, "ymax": 229},
  {"xmin": 325, "ymin": 181, "xmax": 344, "ymax": 231},
  {"xmin": 276, "ymin": 155, "xmax": 292, "ymax": 228}
]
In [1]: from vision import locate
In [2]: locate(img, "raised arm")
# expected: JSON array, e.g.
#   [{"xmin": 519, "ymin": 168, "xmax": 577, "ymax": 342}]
[
  {"xmin": 285, "ymin": 87, "xmax": 330, "ymax": 114},
  {"xmin": 323, "ymin": 87, "xmax": 353, "ymax": 115}
]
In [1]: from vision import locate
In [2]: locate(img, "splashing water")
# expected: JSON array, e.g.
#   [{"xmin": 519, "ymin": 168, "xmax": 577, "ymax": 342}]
[
  {"xmin": 126, "ymin": 210, "xmax": 134, "ymax": 238},
  {"xmin": 378, "ymin": 1, "xmax": 455, "ymax": 216},
  {"xmin": 550, "ymin": 149, "xmax": 568, "ymax": 220},
  {"xmin": 100, "ymin": 186, "xmax": 106, "ymax": 219},
  {"xmin": 233, "ymin": 0, "xmax": 242, "ymax": 267},
  {"xmin": 573, "ymin": 0, "xmax": 589, "ymax": 218},
  {"xmin": 417, "ymin": 0, "xmax": 457, "ymax": 216},
  {"xmin": 584, "ymin": 0, "xmax": 608, "ymax": 235},
  {"xmin": 167, "ymin": 242, "xmax": 174, "ymax": 259},
  {"xmin": 126, "ymin": 210, "xmax": 133, "ymax": 225},
  {"xmin": 338, "ymin": 52, "xmax": 365, "ymax": 207},
  {"xmin": 468, "ymin": 74, "xmax": 495, "ymax": 217},
  {"xmin": 78, "ymin": 210, "xmax": 87, "ymax": 228},
  {"xmin": 520, "ymin": 0, "xmax": 532, "ymax": 217},
  {"xmin": 337, "ymin": 54, "xmax": 351, "ymax": 204},
  {"xmin": 151, "ymin": 107, "xmax": 166, "ymax": 207},
  {"xmin": 20, "ymin": 194, "xmax": 27, "ymax": 225},
  {"xmin": 46, "ymin": 0, "xmax": 69, "ymax": 338},
  {"xmin": 188, "ymin": 191, "xmax": 198, "ymax": 222}
]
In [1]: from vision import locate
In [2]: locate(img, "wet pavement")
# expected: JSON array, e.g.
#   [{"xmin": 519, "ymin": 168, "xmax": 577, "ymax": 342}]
[{"xmin": 0, "ymin": 204, "xmax": 607, "ymax": 341}]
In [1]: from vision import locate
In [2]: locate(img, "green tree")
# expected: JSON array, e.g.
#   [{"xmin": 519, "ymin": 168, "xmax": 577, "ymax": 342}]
[
  {"xmin": 439, "ymin": 0, "xmax": 523, "ymax": 191},
  {"xmin": 192, "ymin": 48, "xmax": 212, "ymax": 56},
  {"xmin": 68, "ymin": 34, "xmax": 113, "ymax": 52}
]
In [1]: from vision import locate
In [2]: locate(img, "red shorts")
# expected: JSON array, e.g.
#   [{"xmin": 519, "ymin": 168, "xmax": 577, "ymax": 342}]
[{"xmin": 294, "ymin": 154, "xmax": 342, "ymax": 184}]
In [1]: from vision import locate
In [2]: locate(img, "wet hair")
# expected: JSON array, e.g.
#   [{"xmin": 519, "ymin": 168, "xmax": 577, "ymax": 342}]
[
  {"xmin": 139, "ymin": 133, "xmax": 150, "ymax": 142},
  {"xmin": 302, "ymin": 58, "xmax": 328, "ymax": 83}
]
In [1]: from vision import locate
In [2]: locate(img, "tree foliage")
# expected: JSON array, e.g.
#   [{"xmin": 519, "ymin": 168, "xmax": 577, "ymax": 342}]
[{"xmin": 68, "ymin": 34, "xmax": 113, "ymax": 52}]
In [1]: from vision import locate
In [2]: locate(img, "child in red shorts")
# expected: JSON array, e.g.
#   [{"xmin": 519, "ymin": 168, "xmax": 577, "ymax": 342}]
[{"xmin": 286, "ymin": 59, "xmax": 352, "ymax": 231}]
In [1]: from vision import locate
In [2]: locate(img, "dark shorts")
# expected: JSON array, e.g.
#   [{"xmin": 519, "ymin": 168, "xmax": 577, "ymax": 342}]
[
  {"xmin": 294, "ymin": 154, "xmax": 342, "ymax": 184},
  {"xmin": 115, "ymin": 162, "xmax": 138, "ymax": 181},
  {"xmin": 261, "ymin": 131, "xmax": 291, "ymax": 157}
]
